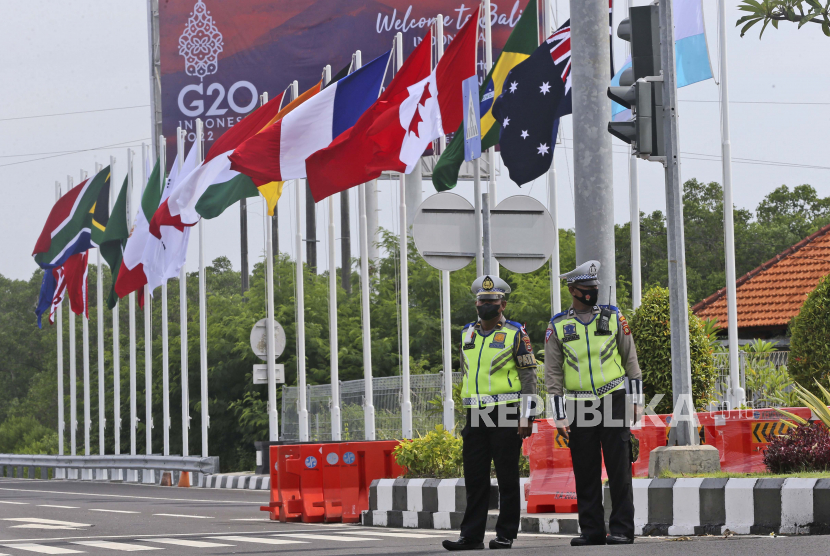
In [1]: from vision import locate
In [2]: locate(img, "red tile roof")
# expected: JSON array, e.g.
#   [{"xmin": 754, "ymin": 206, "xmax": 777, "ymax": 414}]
[{"xmin": 692, "ymin": 222, "xmax": 830, "ymax": 330}]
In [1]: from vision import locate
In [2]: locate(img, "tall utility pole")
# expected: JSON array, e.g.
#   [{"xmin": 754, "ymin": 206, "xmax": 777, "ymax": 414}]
[
  {"xmin": 659, "ymin": 0, "xmax": 697, "ymax": 446},
  {"xmin": 569, "ymin": 0, "xmax": 616, "ymax": 303}
]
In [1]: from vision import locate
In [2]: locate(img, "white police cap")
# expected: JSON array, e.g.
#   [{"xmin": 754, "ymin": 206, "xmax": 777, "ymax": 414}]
[
  {"xmin": 471, "ymin": 275, "xmax": 511, "ymax": 299},
  {"xmin": 560, "ymin": 260, "xmax": 601, "ymax": 286}
]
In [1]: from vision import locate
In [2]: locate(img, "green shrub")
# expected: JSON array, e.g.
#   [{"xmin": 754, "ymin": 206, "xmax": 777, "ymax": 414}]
[
  {"xmin": 629, "ymin": 286, "xmax": 717, "ymax": 414},
  {"xmin": 789, "ymin": 275, "xmax": 830, "ymax": 394},
  {"xmin": 0, "ymin": 415, "xmax": 58, "ymax": 455},
  {"xmin": 393, "ymin": 425, "xmax": 463, "ymax": 479}
]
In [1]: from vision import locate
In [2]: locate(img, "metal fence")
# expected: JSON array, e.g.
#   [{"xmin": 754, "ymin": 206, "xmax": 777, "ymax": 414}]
[
  {"xmin": 281, "ymin": 373, "xmax": 463, "ymax": 442},
  {"xmin": 712, "ymin": 351, "xmax": 790, "ymax": 408}
]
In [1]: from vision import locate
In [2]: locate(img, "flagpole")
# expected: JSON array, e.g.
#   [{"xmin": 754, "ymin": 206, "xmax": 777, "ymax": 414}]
[
  {"xmin": 259, "ymin": 92, "xmax": 279, "ymax": 443},
  {"xmin": 543, "ymin": 0, "xmax": 561, "ymax": 316},
  {"xmin": 95, "ymin": 164, "xmax": 107, "ymax": 469},
  {"xmin": 56, "ymin": 181, "xmax": 65, "ymax": 473},
  {"xmin": 81, "ymin": 169, "xmax": 91, "ymax": 480},
  {"xmin": 482, "ymin": 0, "xmax": 494, "ymax": 276},
  {"xmin": 141, "ymin": 144, "xmax": 154, "ymax": 476},
  {"xmin": 434, "ymin": 15, "xmax": 454, "ymax": 432},
  {"xmin": 197, "ymin": 119, "xmax": 210, "ymax": 457},
  {"xmin": 111, "ymin": 155, "xmax": 121, "ymax": 478},
  {"xmin": 128, "ymin": 149, "xmax": 138, "ymax": 481},
  {"xmin": 67, "ymin": 175, "xmax": 77, "ymax": 478},
  {"xmin": 158, "ymin": 136, "xmax": 170, "ymax": 457},
  {"xmin": 719, "ymin": 0, "xmax": 743, "ymax": 408},
  {"xmin": 392, "ymin": 31, "xmax": 412, "ymax": 440},
  {"xmin": 472, "ymin": 1, "xmax": 484, "ymax": 277},
  {"xmin": 177, "ymin": 128, "xmax": 189, "ymax": 457}
]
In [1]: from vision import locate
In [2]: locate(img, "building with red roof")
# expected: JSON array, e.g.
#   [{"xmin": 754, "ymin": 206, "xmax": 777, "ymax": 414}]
[{"xmin": 692, "ymin": 222, "xmax": 830, "ymax": 344}]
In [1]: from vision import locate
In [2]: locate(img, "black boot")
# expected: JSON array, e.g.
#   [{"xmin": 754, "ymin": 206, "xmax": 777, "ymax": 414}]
[
  {"xmin": 488, "ymin": 536, "xmax": 513, "ymax": 549},
  {"xmin": 606, "ymin": 534, "xmax": 634, "ymax": 545},
  {"xmin": 442, "ymin": 537, "xmax": 484, "ymax": 551},
  {"xmin": 570, "ymin": 535, "xmax": 607, "ymax": 547}
]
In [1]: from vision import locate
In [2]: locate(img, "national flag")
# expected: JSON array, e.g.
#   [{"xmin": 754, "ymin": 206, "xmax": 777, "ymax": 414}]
[
  {"xmin": 65, "ymin": 250, "xmax": 89, "ymax": 318},
  {"xmin": 611, "ymin": 0, "xmax": 712, "ymax": 120},
  {"xmin": 89, "ymin": 168, "xmax": 111, "ymax": 247},
  {"xmin": 229, "ymin": 50, "xmax": 390, "ymax": 183},
  {"xmin": 100, "ymin": 175, "xmax": 130, "ymax": 308},
  {"xmin": 492, "ymin": 21, "xmax": 573, "ymax": 186},
  {"xmin": 144, "ymin": 141, "xmax": 199, "ymax": 291},
  {"xmin": 114, "ymin": 160, "xmax": 164, "ymax": 299},
  {"xmin": 307, "ymin": 9, "xmax": 479, "ymax": 202},
  {"xmin": 33, "ymin": 167, "xmax": 110, "ymax": 269},
  {"xmin": 432, "ymin": 0, "xmax": 538, "ymax": 191},
  {"xmin": 34, "ymin": 266, "xmax": 67, "ymax": 328}
]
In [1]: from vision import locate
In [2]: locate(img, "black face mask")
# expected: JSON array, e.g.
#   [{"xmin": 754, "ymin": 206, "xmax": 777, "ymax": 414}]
[
  {"xmin": 477, "ymin": 303, "xmax": 501, "ymax": 321},
  {"xmin": 574, "ymin": 286, "xmax": 599, "ymax": 306}
]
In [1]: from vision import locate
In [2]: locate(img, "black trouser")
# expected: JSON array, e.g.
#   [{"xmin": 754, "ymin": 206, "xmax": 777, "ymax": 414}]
[
  {"xmin": 568, "ymin": 389, "xmax": 634, "ymax": 540},
  {"xmin": 459, "ymin": 405, "xmax": 523, "ymax": 542}
]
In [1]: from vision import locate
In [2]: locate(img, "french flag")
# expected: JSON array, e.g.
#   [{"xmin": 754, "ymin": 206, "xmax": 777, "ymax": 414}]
[{"xmin": 229, "ymin": 50, "xmax": 391, "ymax": 183}]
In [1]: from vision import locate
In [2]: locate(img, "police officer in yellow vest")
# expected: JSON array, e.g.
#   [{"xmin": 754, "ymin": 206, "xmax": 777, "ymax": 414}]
[
  {"xmin": 443, "ymin": 275, "xmax": 537, "ymax": 552},
  {"xmin": 545, "ymin": 261, "xmax": 643, "ymax": 546}
]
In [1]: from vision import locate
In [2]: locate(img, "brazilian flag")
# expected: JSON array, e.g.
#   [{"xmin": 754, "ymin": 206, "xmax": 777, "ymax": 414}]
[{"xmin": 432, "ymin": 0, "xmax": 538, "ymax": 191}]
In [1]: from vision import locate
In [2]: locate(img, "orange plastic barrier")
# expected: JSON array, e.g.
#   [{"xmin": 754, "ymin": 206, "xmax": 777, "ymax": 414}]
[
  {"xmin": 319, "ymin": 444, "xmax": 344, "ymax": 522},
  {"xmin": 341, "ymin": 440, "xmax": 405, "ymax": 523},
  {"xmin": 259, "ymin": 445, "xmax": 281, "ymax": 520}
]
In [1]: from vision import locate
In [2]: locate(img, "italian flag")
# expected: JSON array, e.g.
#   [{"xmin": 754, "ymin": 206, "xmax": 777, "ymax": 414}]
[{"xmin": 432, "ymin": 0, "xmax": 538, "ymax": 191}]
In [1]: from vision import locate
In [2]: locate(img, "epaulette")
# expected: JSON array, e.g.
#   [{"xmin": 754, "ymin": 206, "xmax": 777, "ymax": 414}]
[
  {"xmin": 599, "ymin": 304, "xmax": 619, "ymax": 313},
  {"xmin": 550, "ymin": 311, "xmax": 568, "ymax": 324},
  {"xmin": 504, "ymin": 319, "xmax": 524, "ymax": 331}
]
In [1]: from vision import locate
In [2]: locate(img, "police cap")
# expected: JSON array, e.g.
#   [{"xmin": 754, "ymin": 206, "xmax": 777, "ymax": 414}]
[
  {"xmin": 471, "ymin": 275, "xmax": 511, "ymax": 300},
  {"xmin": 559, "ymin": 260, "xmax": 601, "ymax": 286}
]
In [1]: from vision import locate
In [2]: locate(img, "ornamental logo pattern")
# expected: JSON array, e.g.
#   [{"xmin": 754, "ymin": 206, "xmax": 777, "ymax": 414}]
[{"xmin": 178, "ymin": 0, "xmax": 224, "ymax": 81}]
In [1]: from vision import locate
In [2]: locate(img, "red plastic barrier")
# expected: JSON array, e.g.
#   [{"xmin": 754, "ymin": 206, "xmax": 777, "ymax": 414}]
[
  {"xmin": 273, "ymin": 445, "xmax": 304, "ymax": 522},
  {"xmin": 258, "ymin": 445, "xmax": 281, "ymax": 520},
  {"xmin": 319, "ymin": 444, "xmax": 344, "ymax": 522},
  {"xmin": 340, "ymin": 440, "xmax": 405, "ymax": 523},
  {"xmin": 630, "ymin": 415, "xmax": 668, "ymax": 477}
]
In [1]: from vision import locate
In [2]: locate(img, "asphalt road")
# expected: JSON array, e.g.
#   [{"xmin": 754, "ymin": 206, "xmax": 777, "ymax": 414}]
[{"xmin": 0, "ymin": 478, "xmax": 825, "ymax": 555}]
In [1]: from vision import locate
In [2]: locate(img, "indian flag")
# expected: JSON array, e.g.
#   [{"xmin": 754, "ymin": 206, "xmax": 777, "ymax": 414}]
[{"xmin": 432, "ymin": 0, "xmax": 537, "ymax": 191}]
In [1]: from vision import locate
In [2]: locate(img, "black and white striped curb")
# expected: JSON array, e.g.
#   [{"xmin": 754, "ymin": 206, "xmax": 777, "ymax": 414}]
[
  {"xmin": 363, "ymin": 477, "xmax": 830, "ymax": 535},
  {"xmin": 2, "ymin": 466, "xmax": 201, "ymax": 486},
  {"xmin": 199, "ymin": 473, "xmax": 270, "ymax": 490}
]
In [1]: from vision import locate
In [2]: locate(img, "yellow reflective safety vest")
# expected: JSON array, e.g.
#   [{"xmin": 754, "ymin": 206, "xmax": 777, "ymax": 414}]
[
  {"xmin": 460, "ymin": 319, "xmax": 524, "ymax": 408},
  {"xmin": 551, "ymin": 306, "xmax": 625, "ymax": 400}
]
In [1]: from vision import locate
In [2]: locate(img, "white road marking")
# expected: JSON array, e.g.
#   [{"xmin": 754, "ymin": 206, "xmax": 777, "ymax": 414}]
[
  {"xmin": 0, "ymin": 527, "xmax": 333, "ymax": 543},
  {"xmin": 229, "ymin": 518, "xmax": 268, "ymax": 521},
  {"xmin": 340, "ymin": 531, "xmax": 449, "ymax": 539},
  {"xmin": 73, "ymin": 540, "xmax": 161, "ymax": 551},
  {"xmin": 0, "ymin": 502, "xmax": 28, "ymax": 505},
  {"xmin": 36, "ymin": 506, "xmax": 79, "ymax": 510},
  {"xmin": 3, "ymin": 519, "xmax": 90, "ymax": 528},
  {"xmin": 274, "ymin": 533, "xmax": 379, "ymax": 542},
  {"xmin": 0, "ymin": 487, "xmax": 258, "ymax": 505},
  {"xmin": 210, "ymin": 536, "xmax": 308, "ymax": 545},
  {"xmin": 151, "ymin": 514, "xmax": 211, "ymax": 519},
  {"xmin": 10, "ymin": 526, "xmax": 79, "ymax": 530},
  {"xmin": 141, "ymin": 539, "xmax": 233, "ymax": 548},
  {"xmin": 1, "ymin": 544, "xmax": 84, "ymax": 554},
  {"xmin": 88, "ymin": 510, "xmax": 139, "ymax": 514}
]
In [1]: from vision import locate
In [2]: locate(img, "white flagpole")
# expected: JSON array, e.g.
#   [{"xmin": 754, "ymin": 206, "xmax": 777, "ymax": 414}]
[
  {"xmin": 719, "ymin": 0, "xmax": 744, "ymax": 407},
  {"xmin": 128, "ymin": 149, "xmax": 138, "ymax": 477},
  {"xmin": 56, "ymin": 181, "xmax": 65, "ymax": 471},
  {"xmin": 67, "ymin": 175, "xmax": 77, "ymax": 478},
  {"xmin": 482, "ymin": 1, "xmax": 495, "ymax": 276},
  {"xmin": 111, "ymin": 156, "xmax": 121, "ymax": 476},
  {"xmin": 95, "ymin": 164, "xmax": 107, "ymax": 468},
  {"xmin": 544, "ymin": 0, "xmax": 562, "ymax": 316},
  {"xmin": 81, "ymin": 170, "xmax": 91, "ymax": 477},
  {"xmin": 259, "ymin": 92, "xmax": 279, "ymax": 443},
  {"xmin": 393, "ymin": 32, "xmax": 412, "ymax": 440},
  {"xmin": 142, "ymin": 143, "xmax": 154, "ymax": 472},
  {"xmin": 177, "ymin": 128, "xmax": 189, "ymax": 457},
  {"xmin": 290, "ymin": 82, "xmax": 309, "ymax": 442},
  {"xmin": 197, "ymin": 119, "xmax": 209, "ymax": 457},
  {"xmin": 159, "ymin": 136, "xmax": 170, "ymax": 457}
]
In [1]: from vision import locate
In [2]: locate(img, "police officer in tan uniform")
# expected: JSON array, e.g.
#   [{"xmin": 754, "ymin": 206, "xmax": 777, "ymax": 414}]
[{"xmin": 545, "ymin": 261, "xmax": 643, "ymax": 546}]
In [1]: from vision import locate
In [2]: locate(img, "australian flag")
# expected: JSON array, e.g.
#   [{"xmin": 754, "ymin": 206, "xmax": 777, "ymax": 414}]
[
  {"xmin": 492, "ymin": 22, "xmax": 573, "ymax": 186},
  {"xmin": 493, "ymin": 7, "xmax": 614, "ymax": 186}
]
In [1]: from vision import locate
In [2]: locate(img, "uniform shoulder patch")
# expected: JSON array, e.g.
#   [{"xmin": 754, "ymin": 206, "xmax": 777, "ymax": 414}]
[
  {"xmin": 545, "ymin": 328, "xmax": 554, "ymax": 343},
  {"xmin": 618, "ymin": 314, "xmax": 631, "ymax": 335}
]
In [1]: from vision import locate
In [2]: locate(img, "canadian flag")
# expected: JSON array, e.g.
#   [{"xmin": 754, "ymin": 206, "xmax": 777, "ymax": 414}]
[{"xmin": 307, "ymin": 6, "xmax": 479, "ymax": 201}]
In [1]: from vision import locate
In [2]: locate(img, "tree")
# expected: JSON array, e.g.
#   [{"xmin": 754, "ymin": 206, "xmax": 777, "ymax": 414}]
[
  {"xmin": 788, "ymin": 274, "xmax": 830, "ymax": 392},
  {"xmin": 737, "ymin": 1, "xmax": 830, "ymax": 38}
]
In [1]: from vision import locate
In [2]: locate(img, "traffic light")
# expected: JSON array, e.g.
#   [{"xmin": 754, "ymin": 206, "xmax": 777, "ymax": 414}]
[{"xmin": 607, "ymin": 4, "xmax": 664, "ymax": 159}]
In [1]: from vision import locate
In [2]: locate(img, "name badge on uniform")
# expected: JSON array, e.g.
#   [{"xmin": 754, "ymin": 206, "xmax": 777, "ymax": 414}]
[
  {"xmin": 489, "ymin": 332, "xmax": 507, "ymax": 349},
  {"xmin": 562, "ymin": 323, "xmax": 580, "ymax": 342},
  {"xmin": 463, "ymin": 342, "xmax": 476, "ymax": 350}
]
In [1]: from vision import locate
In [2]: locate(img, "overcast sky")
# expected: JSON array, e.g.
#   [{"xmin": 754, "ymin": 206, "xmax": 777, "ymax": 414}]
[{"xmin": 2, "ymin": 1, "xmax": 828, "ymax": 283}]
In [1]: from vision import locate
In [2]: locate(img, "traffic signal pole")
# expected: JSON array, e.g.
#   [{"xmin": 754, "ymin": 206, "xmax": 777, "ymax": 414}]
[
  {"xmin": 659, "ymin": 0, "xmax": 697, "ymax": 447},
  {"xmin": 569, "ymin": 0, "xmax": 616, "ymax": 304}
]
